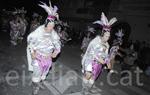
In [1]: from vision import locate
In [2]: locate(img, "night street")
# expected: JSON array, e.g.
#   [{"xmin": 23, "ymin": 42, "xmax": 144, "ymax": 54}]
[
  {"xmin": 0, "ymin": 34, "xmax": 150, "ymax": 95},
  {"xmin": 0, "ymin": 0, "xmax": 150, "ymax": 95}
]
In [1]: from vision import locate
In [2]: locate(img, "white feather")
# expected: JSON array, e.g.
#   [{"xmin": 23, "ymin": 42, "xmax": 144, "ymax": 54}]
[
  {"xmin": 49, "ymin": 0, "xmax": 52, "ymax": 8},
  {"xmin": 38, "ymin": 2, "xmax": 52, "ymax": 15},
  {"xmin": 53, "ymin": 6, "xmax": 58, "ymax": 14},
  {"xmin": 101, "ymin": 12, "xmax": 109, "ymax": 25},
  {"xmin": 55, "ymin": 13, "xmax": 59, "ymax": 20},
  {"xmin": 109, "ymin": 17, "xmax": 117, "ymax": 25},
  {"xmin": 38, "ymin": 1, "xmax": 58, "ymax": 17},
  {"xmin": 93, "ymin": 20, "xmax": 103, "ymax": 26}
]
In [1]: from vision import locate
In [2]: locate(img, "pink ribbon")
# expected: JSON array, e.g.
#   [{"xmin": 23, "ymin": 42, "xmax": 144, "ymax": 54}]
[{"xmin": 47, "ymin": 15, "xmax": 56, "ymax": 20}]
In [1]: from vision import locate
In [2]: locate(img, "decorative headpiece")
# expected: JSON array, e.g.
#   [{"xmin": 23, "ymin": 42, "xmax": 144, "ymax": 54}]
[
  {"xmin": 38, "ymin": 0, "xmax": 59, "ymax": 21},
  {"xmin": 115, "ymin": 29, "xmax": 124, "ymax": 38},
  {"xmin": 113, "ymin": 29, "xmax": 124, "ymax": 46},
  {"xmin": 93, "ymin": 12, "xmax": 117, "ymax": 32}
]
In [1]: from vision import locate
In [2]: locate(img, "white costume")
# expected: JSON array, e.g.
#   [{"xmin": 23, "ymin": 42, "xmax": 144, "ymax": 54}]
[
  {"xmin": 27, "ymin": 25, "xmax": 61, "ymax": 81},
  {"xmin": 27, "ymin": 0, "xmax": 61, "ymax": 83},
  {"xmin": 82, "ymin": 36, "xmax": 109, "ymax": 73}
]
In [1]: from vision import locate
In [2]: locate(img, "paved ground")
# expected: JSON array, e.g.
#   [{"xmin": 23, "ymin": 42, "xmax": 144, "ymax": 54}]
[{"xmin": 0, "ymin": 32, "xmax": 150, "ymax": 95}]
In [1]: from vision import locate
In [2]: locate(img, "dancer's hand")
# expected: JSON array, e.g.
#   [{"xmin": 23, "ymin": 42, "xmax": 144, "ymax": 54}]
[
  {"xmin": 98, "ymin": 57, "xmax": 105, "ymax": 64},
  {"xmin": 31, "ymin": 51, "xmax": 36, "ymax": 59},
  {"xmin": 51, "ymin": 52, "xmax": 57, "ymax": 58},
  {"xmin": 85, "ymin": 72, "xmax": 92, "ymax": 80}
]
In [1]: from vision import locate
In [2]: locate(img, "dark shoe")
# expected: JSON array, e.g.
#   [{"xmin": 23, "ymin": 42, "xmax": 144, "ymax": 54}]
[
  {"xmin": 32, "ymin": 87, "xmax": 40, "ymax": 95},
  {"xmin": 32, "ymin": 82, "xmax": 40, "ymax": 95}
]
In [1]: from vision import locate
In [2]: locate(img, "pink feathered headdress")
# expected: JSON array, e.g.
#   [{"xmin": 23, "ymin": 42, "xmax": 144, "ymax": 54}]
[
  {"xmin": 93, "ymin": 12, "xmax": 117, "ymax": 32},
  {"xmin": 38, "ymin": 0, "xmax": 59, "ymax": 21}
]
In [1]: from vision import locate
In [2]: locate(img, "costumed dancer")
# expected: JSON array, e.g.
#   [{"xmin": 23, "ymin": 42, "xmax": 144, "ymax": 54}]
[
  {"xmin": 27, "ymin": 1, "xmax": 61, "ymax": 94},
  {"xmin": 81, "ymin": 12, "xmax": 117, "ymax": 94},
  {"xmin": 107, "ymin": 29, "xmax": 124, "ymax": 73}
]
